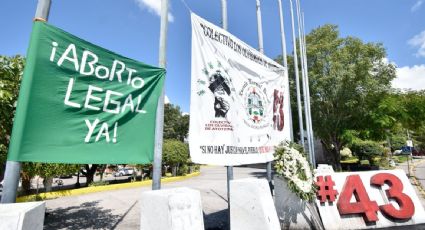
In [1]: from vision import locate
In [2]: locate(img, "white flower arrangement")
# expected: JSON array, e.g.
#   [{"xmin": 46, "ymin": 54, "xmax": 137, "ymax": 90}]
[{"xmin": 274, "ymin": 141, "xmax": 316, "ymax": 201}]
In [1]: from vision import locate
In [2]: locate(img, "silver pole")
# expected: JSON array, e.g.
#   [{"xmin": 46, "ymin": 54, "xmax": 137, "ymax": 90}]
[
  {"xmin": 1, "ymin": 161, "xmax": 21, "ymax": 203},
  {"xmin": 34, "ymin": 0, "xmax": 51, "ymax": 21},
  {"xmin": 289, "ymin": 0, "xmax": 305, "ymax": 147},
  {"xmin": 277, "ymin": 0, "xmax": 294, "ymax": 141},
  {"xmin": 152, "ymin": 0, "xmax": 168, "ymax": 190},
  {"xmin": 255, "ymin": 0, "xmax": 273, "ymax": 191},
  {"xmin": 295, "ymin": 0, "xmax": 312, "ymax": 163},
  {"xmin": 256, "ymin": 0, "xmax": 264, "ymax": 54},
  {"xmin": 221, "ymin": 0, "xmax": 228, "ymax": 30},
  {"xmin": 1, "ymin": 0, "xmax": 52, "ymax": 204},
  {"xmin": 301, "ymin": 12, "xmax": 316, "ymax": 166},
  {"xmin": 295, "ymin": 0, "xmax": 310, "ymax": 157},
  {"xmin": 221, "ymin": 1, "xmax": 233, "ymax": 228}
]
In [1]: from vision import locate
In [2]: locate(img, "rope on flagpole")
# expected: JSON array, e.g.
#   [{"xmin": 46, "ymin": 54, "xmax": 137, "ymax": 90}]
[{"xmin": 180, "ymin": 0, "xmax": 193, "ymax": 12}]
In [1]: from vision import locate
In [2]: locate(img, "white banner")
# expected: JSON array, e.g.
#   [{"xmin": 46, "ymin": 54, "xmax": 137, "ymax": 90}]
[{"xmin": 189, "ymin": 13, "xmax": 290, "ymax": 166}]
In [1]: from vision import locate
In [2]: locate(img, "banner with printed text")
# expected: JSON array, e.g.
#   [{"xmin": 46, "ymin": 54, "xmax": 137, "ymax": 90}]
[
  {"xmin": 190, "ymin": 13, "xmax": 290, "ymax": 166},
  {"xmin": 7, "ymin": 22, "xmax": 165, "ymax": 164}
]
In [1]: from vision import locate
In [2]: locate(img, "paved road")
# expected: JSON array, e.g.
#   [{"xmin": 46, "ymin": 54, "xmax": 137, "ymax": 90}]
[
  {"xmin": 397, "ymin": 157, "xmax": 425, "ymax": 208},
  {"xmin": 413, "ymin": 158, "xmax": 425, "ymax": 193},
  {"xmin": 44, "ymin": 165, "xmax": 267, "ymax": 230}
]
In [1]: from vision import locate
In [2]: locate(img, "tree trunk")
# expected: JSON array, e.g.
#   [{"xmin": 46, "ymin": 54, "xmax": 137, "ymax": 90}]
[
  {"xmin": 21, "ymin": 174, "xmax": 32, "ymax": 195},
  {"xmin": 172, "ymin": 165, "xmax": 177, "ymax": 177},
  {"xmin": 43, "ymin": 177, "xmax": 53, "ymax": 192},
  {"xmin": 82, "ymin": 164, "xmax": 98, "ymax": 186},
  {"xmin": 332, "ymin": 138, "xmax": 343, "ymax": 171}
]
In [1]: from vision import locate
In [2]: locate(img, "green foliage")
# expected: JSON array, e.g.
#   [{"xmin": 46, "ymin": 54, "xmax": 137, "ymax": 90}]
[
  {"xmin": 340, "ymin": 147, "xmax": 352, "ymax": 159},
  {"xmin": 164, "ymin": 104, "xmax": 189, "ymax": 141},
  {"xmin": 277, "ymin": 25, "xmax": 396, "ymax": 170},
  {"xmin": 89, "ymin": 180, "xmax": 109, "ymax": 187},
  {"xmin": 0, "ymin": 55, "xmax": 25, "ymax": 168},
  {"xmin": 162, "ymin": 139, "xmax": 189, "ymax": 167},
  {"xmin": 22, "ymin": 163, "xmax": 80, "ymax": 179},
  {"xmin": 178, "ymin": 164, "xmax": 189, "ymax": 176},
  {"xmin": 350, "ymin": 139, "xmax": 384, "ymax": 160}
]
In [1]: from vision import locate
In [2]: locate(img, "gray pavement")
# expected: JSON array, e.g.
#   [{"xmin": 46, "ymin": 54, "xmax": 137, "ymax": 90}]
[
  {"xmin": 397, "ymin": 157, "xmax": 425, "ymax": 208},
  {"xmin": 44, "ymin": 165, "xmax": 267, "ymax": 230}
]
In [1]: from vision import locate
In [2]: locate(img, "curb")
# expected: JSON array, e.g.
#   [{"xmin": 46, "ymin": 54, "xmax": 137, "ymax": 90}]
[
  {"xmin": 16, "ymin": 171, "xmax": 201, "ymax": 202},
  {"xmin": 410, "ymin": 159, "xmax": 425, "ymax": 198}
]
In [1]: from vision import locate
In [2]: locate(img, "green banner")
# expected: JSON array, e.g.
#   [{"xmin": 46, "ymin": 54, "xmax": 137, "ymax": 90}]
[{"xmin": 7, "ymin": 22, "xmax": 165, "ymax": 164}]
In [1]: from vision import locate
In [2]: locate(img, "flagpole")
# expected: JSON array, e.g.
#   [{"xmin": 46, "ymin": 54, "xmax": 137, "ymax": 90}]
[
  {"xmin": 221, "ymin": 1, "xmax": 233, "ymax": 228},
  {"xmin": 289, "ymin": 0, "xmax": 305, "ymax": 148},
  {"xmin": 1, "ymin": 0, "xmax": 52, "ymax": 204},
  {"xmin": 301, "ymin": 12, "xmax": 316, "ymax": 166},
  {"xmin": 295, "ymin": 0, "xmax": 312, "ymax": 163},
  {"xmin": 152, "ymin": 0, "xmax": 168, "ymax": 190},
  {"xmin": 255, "ymin": 0, "xmax": 273, "ymax": 192},
  {"xmin": 277, "ymin": 0, "xmax": 294, "ymax": 141}
]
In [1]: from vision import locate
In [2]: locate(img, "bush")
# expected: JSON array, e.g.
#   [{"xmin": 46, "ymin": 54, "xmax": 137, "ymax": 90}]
[
  {"xmin": 340, "ymin": 147, "xmax": 353, "ymax": 159},
  {"xmin": 89, "ymin": 180, "xmax": 109, "ymax": 187},
  {"xmin": 178, "ymin": 164, "xmax": 189, "ymax": 176},
  {"xmin": 350, "ymin": 139, "xmax": 384, "ymax": 161}
]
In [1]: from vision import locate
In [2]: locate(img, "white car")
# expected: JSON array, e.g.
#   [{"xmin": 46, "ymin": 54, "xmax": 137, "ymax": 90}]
[{"xmin": 114, "ymin": 168, "xmax": 135, "ymax": 177}]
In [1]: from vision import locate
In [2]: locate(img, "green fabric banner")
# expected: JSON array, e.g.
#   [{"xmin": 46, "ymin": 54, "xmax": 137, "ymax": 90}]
[{"xmin": 7, "ymin": 22, "xmax": 165, "ymax": 164}]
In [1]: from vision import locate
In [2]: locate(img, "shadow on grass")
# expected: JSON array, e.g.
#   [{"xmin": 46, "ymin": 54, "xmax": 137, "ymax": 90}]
[{"xmin": 44, "ymin": 200, "xmax": 124, "ymax": 230}]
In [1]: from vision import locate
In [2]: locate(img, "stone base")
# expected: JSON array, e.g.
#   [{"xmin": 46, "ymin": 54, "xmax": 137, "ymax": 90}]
[
  {"xmin": 0, "ymin": 201, "xmax": 45, "ymax": 230},
  {"xmin": 230, "ymin": 178, "xmax": 280, "ymax": 230},
  {"xmin": 274, "ymin": 177, "xmax": 315, "ymax": 230},
  {"xmin": 140, "ymin": 187, "xmax": 204, "ymax": 230}
]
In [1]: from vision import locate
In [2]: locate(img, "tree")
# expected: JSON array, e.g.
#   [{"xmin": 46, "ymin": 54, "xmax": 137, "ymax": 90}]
[
  {"xmin": 282, "ymin": 25, "xmax": 396, "ymax": 170},
  {"xmin": 164, "ymin": 103, "xmax": 189, "ymax": 141},
  {"xmin": 162, "ymin": 139, "xmax": 189, "ymax": 176},
  {"xmin": 0, "ymin": 55, "xmax": 25, "ymax": 180}
]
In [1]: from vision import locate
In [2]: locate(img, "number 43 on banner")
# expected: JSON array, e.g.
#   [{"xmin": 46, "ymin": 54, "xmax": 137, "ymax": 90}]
[{"xmin": 336, "ymin": 173, "xmax": 414, "ymax": 222}]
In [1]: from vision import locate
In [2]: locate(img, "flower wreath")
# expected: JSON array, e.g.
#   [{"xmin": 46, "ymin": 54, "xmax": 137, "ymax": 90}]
[{"xmin": 274, "ymin": 141, "xmax": 316, "ymax": 201}]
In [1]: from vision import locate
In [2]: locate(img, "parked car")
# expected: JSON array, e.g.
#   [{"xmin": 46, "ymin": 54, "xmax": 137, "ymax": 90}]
[{"xmin": 114, "ymin": 167, "xmax": 135, "ymax": 177}]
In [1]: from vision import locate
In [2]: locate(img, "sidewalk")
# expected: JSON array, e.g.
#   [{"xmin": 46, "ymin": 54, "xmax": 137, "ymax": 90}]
[{"xmin": 396, "ymin": 157, "xmax": 425, "ymax": 208}]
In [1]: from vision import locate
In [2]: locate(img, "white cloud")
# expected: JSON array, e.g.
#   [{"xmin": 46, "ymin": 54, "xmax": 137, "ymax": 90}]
[
  {"xmin": 134, "ymin": 0, "xmax": 174, "ymax": 22},
  {"xmin": 392, "ymin": 65, "xmax": 425, "ymax": 91},
  {"xmin": 411, "ymin": 0, "xmax": 423, "ymax": 12},
  {"xmin": 164, "ymin": 95, "xmax": 170, "ymax": 104},
  {"xmin": 409, "ymin": 31, "xmax": 425, "ymax": 58}
]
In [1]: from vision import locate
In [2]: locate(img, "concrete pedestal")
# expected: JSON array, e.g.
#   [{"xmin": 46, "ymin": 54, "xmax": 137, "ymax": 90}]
[
  {"xmin": 274, "ymin": 177, "xmax": 315, "ymax": 230},
  {"xmin": 0, "ymin": 201, "xmax": 45, "ymax": 230},
  {"xmin": 140, "ymin": 187, "xmax": 204, "ymax": 230},
  {"xmin": 230, "ymin": 178, "xmax": 280, "ymax": 230}
]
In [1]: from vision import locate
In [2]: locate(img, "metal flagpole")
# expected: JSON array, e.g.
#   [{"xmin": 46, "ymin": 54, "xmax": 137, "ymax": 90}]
[
  {"xmin": 256, "ymin": 0, "xmax": 264, "ymax": 54},
  {"xmin": 301, "ymin": 12, "xmax": 316, "ymax": 166},
  {"xmin": 152, "ymin": 0, "xmax": 168, "ymax": 190},
  {"xmin": 221, "ymin": 1, "xmax": 233, "ymax": 228},
  {"xmin": 1, "ymin": 0, "xmax": 52, "ymax": 204},
  {"xmin": 255, "ymin": 0, "xmax": 273, "ymax": 192},
  {"xmin": 295, "ymin": 0, "xmax": 313, "ymax": 163},
  {"xmin": 289, "ymin": 0, "xmax": 305, "ymax": 147},
  {"xmin": 277, "ymin": 0, "xmax": 294, "ymax": 141}
]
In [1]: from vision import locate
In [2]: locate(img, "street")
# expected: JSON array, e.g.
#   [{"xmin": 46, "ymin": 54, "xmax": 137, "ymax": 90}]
[{"xmin": 44, "ymin": 165, "xmax": 267, "ymax": 230}]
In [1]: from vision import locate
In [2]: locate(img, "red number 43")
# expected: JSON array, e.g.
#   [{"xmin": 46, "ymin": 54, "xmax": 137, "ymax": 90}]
[{"xmin": 337, "ymin": 173, "xmax": 415, "ymax": 222}]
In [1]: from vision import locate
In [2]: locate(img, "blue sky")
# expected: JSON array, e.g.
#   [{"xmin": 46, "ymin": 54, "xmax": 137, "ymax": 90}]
[{"xmin": 1, "ymin": 0, "xmax": 424, "ymax": 112}]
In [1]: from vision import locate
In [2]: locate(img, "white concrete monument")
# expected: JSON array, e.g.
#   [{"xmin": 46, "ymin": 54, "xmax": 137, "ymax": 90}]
[
  {"xmin": 230, "ymin": 178, "xmax": 280, "ymax": 230},
  {"xmin": 274, "ymin": 177, "xmax": 316, "ymax": 229},
  {"xmin": 0, "ymin": 201, "xmax": 45, "ymax": 230},
  {"xmin": 140, "ymin": 187, "xmax": 204, "ymax": 230}
]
